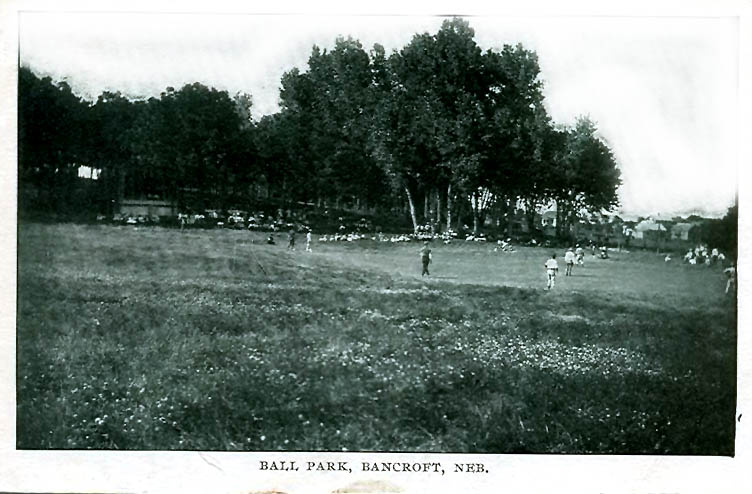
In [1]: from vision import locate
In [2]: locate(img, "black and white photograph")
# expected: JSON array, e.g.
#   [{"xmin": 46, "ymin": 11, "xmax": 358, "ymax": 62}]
[{"xmin": 2, "ymin": 1, "xmax": 751, "ymax": 493}]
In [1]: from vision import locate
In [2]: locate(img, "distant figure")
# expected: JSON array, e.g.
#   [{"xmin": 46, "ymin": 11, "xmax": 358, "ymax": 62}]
[
  {"xmin": 287, "ymin": 229, "xmax": 296, "ymax": 250},
  {"xmin": 305, "ymin": 229, "xmax": 312, "ymax": 252},
  {"xmin": 266, "ymin": 234, "xmax": 276, "ymax": 245},
  {"xmin": 575, "ymin": 245, "xmax": 585, "ymax": 266},
  {"xmin": 664, "ymin": 254, "xmax": 672, "ymax": 263},
  {"xmin": 600, "ymin": 246, "xmax": 609, "ymax": 259},
  {"xmin": 564, "ymin": 247, "xmax": 576, "ymax": 276},
  {"xmin": 724, "ymin": 263, "xmax": 736, "ymax": 294},
  {"xmin": 544, "ymin": 253, "xmax": 559, "ymax": 290},
  {"xmin": 420, "ymin": 241, "xmax": 432, "ymax": 277}
]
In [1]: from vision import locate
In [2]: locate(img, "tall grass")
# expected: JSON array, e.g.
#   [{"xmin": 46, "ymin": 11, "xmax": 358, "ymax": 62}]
[{"xmin": 17, "ymin": 223, "xmax": 736, "ymax": 453}]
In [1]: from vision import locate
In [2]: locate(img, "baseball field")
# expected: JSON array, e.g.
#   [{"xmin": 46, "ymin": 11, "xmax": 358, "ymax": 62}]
[{"xmin": 16, "ymin": 223, "xmax": 736, "ymax": 454}]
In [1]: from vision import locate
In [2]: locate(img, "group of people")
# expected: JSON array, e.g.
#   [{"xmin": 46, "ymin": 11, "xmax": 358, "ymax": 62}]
[
  {"xmin": 680, "ymin": 245, "xmax": 726, "ymax": 266},
  {"xmin": 494, "ymin": 238, "xmax": 515, "ymax": 253},
  {"xmin": 267, "ymin": 227, "xmax": 736, "ymax": 295},
  {"xmin": 545, "ymin": 245, "xmax": 590, "ymax": 290},
  {"xmin": 319, "ymin": 232, "xmax": 370, "ymax": 242},
  {"xmin": 320, "ymin": 231, "xmax": 460, "ymax": 244},
  {"xmin": 464, "ymin": 234, "xmax": 488, "ymax": 242},
  {"xmin": 663, "ymin": 245, "xmax": 734, "ymax": 294},
  {"xmin": 267, "ymin": 228, "xmax": 313, "ymax": 253}
]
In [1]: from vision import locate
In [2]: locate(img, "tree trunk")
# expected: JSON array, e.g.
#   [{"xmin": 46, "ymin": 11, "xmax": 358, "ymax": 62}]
[
  {"xmin": 435, "ymin": 188, "xmax": 441, "ymax": 232},
  {"xmin": 116, "ymin": 166, "xmax": 125, "ymax": 215},
  {"xmin": 555, "ymin": 202, "xmax": 562, "ymax": 238},
  {"xmin": 470, "ymin": 191, "xmax": 478, "ymax": 235},
  {"xmin": 456, "ymin": 200, "xmax": 462, "ymax": 232},
  {"xmin": 506, "ymin": 198, "xmax": 514, "ymax": 238},
  {"xmin": 424, "ymin": 192, "xmax": 429, "ymax": 225},
  {"xmin": 446, "ymin": 182, "xmax": 453, "ymax": 232},
  {"xmin": 405, "ymin": 186, "xmax": 418, "ymax": 233},
  {"xmin": 525, "ymin": 199, "xmax": 537, "ymax": 233},
  {"xmin": 572, "ymin": 215, "xmax": 578, "ymax": 241}
]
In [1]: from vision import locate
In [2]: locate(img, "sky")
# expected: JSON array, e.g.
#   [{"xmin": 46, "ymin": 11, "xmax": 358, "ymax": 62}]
[{"xmin": 18, "ymin": 11, "xmax": 740, "ymax": 218}]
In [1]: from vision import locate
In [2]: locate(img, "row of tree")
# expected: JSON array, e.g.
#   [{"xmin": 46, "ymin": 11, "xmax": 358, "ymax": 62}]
[{"xmin": 19, "ymin": 18, "xmax": 621, "ymax": 235}]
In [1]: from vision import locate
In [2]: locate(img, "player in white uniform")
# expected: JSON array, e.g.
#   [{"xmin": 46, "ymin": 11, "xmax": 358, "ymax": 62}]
[
  {"xmin": 545, "ymin": 253, "xmax": 559, "ymax": 290},
  {"xmin": 564, "ymin": 247, "xmax": 576, "ymax": 276},
  {"xmin": 575, "ymin": 245, "xmax": 585, "ymax": 266}
]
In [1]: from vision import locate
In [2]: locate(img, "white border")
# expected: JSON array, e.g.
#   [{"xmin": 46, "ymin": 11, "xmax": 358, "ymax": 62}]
[{"xmin": 2, "ymin": 1, "xmax": 750, "ymax": 493}]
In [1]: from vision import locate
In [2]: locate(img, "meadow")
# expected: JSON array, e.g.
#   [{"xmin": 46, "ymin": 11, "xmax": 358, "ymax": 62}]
[{"xmin": 16, "ymin": 223, "xmax": 736, "ymax": 454}]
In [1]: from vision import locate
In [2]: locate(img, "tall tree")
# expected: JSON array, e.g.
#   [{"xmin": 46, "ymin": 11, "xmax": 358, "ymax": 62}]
[
  {"xmin": 373, "ymin": 19, "xmax": 488, "ymax": 232},
  {"xmin": 552, "ymin": 117, "xmax": 621, "ymax": 238},
  {"xmin": 474, "ymin": 44, "xmax": 552, "ymax": 236},
  {"xmin": 277, "ymin": 38, "xmax": 389, "ymax": 210},
  {"xmin": 18, "ymin": 67, "xmax": 90, "ymax": 213},
  {"xmin": 85, "ymin": 91, "xmax": 142, "ymax": 213},
  {"xmin": 129, "ymin": 83, "xmax": 248, "ymax": 210}
]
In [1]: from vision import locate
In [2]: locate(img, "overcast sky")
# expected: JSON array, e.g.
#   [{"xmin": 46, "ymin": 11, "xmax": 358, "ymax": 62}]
[{"xmin": 18, "ymin": 12, "xmax": 739, "ymax": 218}]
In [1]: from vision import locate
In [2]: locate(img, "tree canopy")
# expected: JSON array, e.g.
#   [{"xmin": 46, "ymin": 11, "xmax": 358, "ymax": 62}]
[{"xmin": 18, "ymin": 18, "xmax": 623, "ymax": 238}]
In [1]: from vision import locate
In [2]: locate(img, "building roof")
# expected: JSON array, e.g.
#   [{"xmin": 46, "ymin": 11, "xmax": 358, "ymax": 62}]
[
  {"xmin": 671, "ymin": 222, "xmax": 695, "ymax": 233},
  {"xmin": 635, "ymin": 219, "xmax": 668, "ymax": 232}
]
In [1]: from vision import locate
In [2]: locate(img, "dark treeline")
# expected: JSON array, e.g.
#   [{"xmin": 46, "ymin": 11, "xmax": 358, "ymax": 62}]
[{"xmin": 19, "ymin": 18, "xmax": 622, "ymax": 236}]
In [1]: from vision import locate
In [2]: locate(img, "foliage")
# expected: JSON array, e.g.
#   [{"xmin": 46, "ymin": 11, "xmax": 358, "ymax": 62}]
[
  {"xmin": 129, "ymin": 83, "xmax": 253, "ymax": 208},
  {"xmin": 18, "ymin": 67, "xmax": 89, "ymax": 213},
  {"xmin": 18, "ymin": 17, "xmax": 625, "ymax": 238},
  {"xmin": 552, "ymin": 117, "xmax": 622, "ymax": 238},
  {"xmin": 696, "ymin": 202, "xmax": 738, "ymax": 257},
  {"xmin": 274, "ymin": 38, "xmax": 390, "ymax": 209}
]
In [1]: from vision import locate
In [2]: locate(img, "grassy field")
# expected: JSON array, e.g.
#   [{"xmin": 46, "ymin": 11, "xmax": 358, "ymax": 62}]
[{"xmin": 17, "ymin": 223, "xmax": 736, "ymax": 453}]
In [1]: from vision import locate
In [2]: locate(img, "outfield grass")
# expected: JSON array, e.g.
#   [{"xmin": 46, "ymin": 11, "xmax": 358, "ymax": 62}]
[{"xmin": 16, "ymin": 223, "xmax": 736, "ymax": 453}]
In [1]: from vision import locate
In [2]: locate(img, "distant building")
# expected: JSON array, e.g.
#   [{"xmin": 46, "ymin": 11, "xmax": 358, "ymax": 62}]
[
  {"xmin": 634, "ymin": 218, "xmax": 669, "ymax": 248},
  {"xmin": 633, "ymin": 218, "xmax": 667, "ymax": 239},
  {"xmin": 670, "ymin": 222, "xmax": 697, "ymax": 242},
  {"xmin": 119, "ymin": 199, "xmax": 176, "ymax": 217}
]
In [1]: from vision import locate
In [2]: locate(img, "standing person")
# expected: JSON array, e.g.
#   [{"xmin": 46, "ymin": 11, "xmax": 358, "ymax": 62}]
[
  {"xmin": 287, "ymin": 228, "xmax": 296, "ymax": 250},
  {"xmin": 420, "ymin": 241, "xmax": 432, "ymax": 277},
  {"xmin": 305, "ymin": 228, "xmax": 313, "ymax": 253},
  {"xmin": 575, "ymin": 245, "xmax": 585, "ymax": 266},
  {"xmin": 724, "ymin": 262, "xmax": 736, "ymax": 295},
  {"xmin": 545, "ymin": 253, "xmax": 559, "ymax": 290},
  {"xmin": 564, "ymin": 247, "xmax": 576, "ymax": 276}
]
